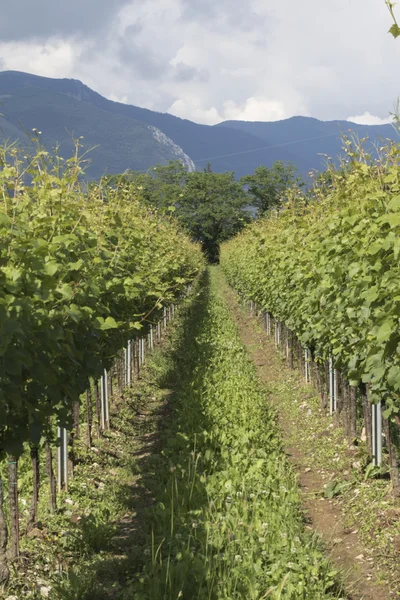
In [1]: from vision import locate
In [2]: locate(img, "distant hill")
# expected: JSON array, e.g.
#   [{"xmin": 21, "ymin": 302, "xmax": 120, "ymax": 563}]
[
  {"xmin": 0, "ymin": 74, "xmax": 195, "ymax": 179},
  {"xmin": 216, "ymin": 117, "xmax": 400, "ymax": 173},
  {"xmin": 0, "ymin": 70, "xmax": 399, "ymax": 180},
  {"xmin": 0, "ymin": 71, "xmax": 308, "ymax": 178}
]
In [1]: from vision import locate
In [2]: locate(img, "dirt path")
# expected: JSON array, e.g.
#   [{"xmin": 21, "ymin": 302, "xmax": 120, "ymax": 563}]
[{"xmin": 219, "ymin": 276, "xmax": 392, "ymax": 600}]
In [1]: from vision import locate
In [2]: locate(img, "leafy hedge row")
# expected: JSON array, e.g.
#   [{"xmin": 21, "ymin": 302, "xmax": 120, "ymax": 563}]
[
  {"xmin": 0, "ymin": 146, "xmax": 204, "ymax": 458},
  {"xmin": 221, "ymin": 140, "xmax": 400, "ymax": 418}
]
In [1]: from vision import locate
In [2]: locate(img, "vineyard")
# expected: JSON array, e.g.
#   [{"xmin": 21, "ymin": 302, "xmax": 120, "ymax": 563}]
[
  {"xmin": 0, "ymin": 143, "xmax": 204, "ymax": 594},
  {"xmin": 1, "ymin": 134, "xmax": 400, "ymax": 599},
  {"xmin": 220, "ymin": 137, "xmax": 400, "ymax": 497}
]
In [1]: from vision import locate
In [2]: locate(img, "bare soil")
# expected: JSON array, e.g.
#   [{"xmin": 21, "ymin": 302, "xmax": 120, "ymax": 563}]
[{"xmin": 221, "ymin": 281, "xmax": 392, "ymax": 600}]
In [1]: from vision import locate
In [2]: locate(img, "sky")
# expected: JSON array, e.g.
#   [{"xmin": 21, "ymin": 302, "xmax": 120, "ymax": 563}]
[{"xmin": 0, "ymin": 0, "xmax": 398, "ymax": 126}]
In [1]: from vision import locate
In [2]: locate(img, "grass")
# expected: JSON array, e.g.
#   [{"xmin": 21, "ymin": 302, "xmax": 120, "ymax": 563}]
[
  {"xmin": 2, "ymin": 268, "xmax": 343, "ymax": 599},
  {"xmin": 235, "ymin": 297, "xmax": 400, "ymax": 596},
  {"xmin": 118, "ymin": 267, "xmax": 343, "ymax": 599}
]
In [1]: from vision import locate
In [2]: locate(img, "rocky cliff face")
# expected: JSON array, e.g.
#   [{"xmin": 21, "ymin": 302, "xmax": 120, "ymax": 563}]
[{"xmin": 149, "ymin": 126, "xmax": 196, "ymax": 172}]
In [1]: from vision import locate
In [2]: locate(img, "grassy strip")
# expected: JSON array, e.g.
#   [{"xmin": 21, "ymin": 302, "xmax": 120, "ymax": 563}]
[
  {"xmin": 231, "ymin": 296, "xmax": 400, "ymax": 595},
  {"xmin": 269, "ymin": 355, "xmax": 400, "ymax": 593},
  {"xmin": 124, "ymin": 267, "xmax": 342, "ymax": 599}
]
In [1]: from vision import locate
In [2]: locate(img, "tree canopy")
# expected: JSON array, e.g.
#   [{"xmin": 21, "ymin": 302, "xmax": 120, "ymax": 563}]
[
  {"xmin": 177, "ymin": 170, "xmax": 250, "ymax": 262},
  {"xmin": 104, "ymin": 159, "xmax": 304, "ymax": 262},
  {"xmin": 240, "ymin": 161, "xmax": 303, "ymax": 215}
]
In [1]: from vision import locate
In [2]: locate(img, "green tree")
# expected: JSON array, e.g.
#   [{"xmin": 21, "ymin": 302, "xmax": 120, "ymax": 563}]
[
  {"xmin": 241, "ymin": 161, "xmax": 303, "ymax": 214},
  {"xmin": 102, "ymin": 163, "xmax": 250, "ymax": 261},
  {"xmin": 177, "ymin": 171, "xmax": 250, "ymax": 262},
  {"xmin": 128, "ymin": 161, "xmax": 189, "ymax": 210}
]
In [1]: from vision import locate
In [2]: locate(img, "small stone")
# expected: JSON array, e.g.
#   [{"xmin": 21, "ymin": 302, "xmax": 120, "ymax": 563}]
[
  {"xmin": 65, "ymin": 498, "xmax": 74, "ymax": 505},
  {"xmin": 361, "ymin": 427, "xmax": 367, "ymax": 442},
  {"xmin": 39, "ymin": 586, "xmax": 51, "ymax": 598},
  {"xmin": 26, "ymin": 527, "xmax": 44, "ymax": 539},
  {"xmin": 352, "ymin": 461, "xmax": 362, "ymax": 470},
  {"xmin": 304, "ymin": 467, "xmax": 312, "ymax": 473},
  {"xmin": 355, "ymin": 553, "xmax": 364, "ymax": 561},
  {"xmin": 70, "ymin": 514, "xmax": 81, "ymax": 524}
]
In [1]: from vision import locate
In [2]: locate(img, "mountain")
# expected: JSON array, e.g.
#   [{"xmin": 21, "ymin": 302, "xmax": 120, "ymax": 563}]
[
  {"xmin": 216, "ymin": 117, "xmax": 399, "ymax": 173},
  {"xmin": 0, "ymin": 71, "xmax": 399, "ymax": 180},
  {"xmin": 0, "ymin": 74, "xmax": 195, "ymax": 179},
  {"xmin": 0, "ymin": 71, "xmax": 309, "ymax": 178}
]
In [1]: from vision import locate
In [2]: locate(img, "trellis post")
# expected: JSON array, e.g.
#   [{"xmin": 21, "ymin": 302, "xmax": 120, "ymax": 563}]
[
  {"xmin": 127, "ymin": 340, "xmax": 132, "ymax": 386},
  {"xmin": 57, "ymin": 426, "xmax": 68, "ymax": 492},
  {"xmin": 372, "ymin": 401, "xmax": 383, "ymax": 466},
  {"xmin": 329, "ymin": 356, "xmax": 337, "ymax": 414}
]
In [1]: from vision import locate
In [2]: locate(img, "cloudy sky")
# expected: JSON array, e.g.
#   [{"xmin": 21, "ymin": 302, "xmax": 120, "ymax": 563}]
[{"xmin": 0, "ymin": 0, "xmax": 398, "ymax": 125}]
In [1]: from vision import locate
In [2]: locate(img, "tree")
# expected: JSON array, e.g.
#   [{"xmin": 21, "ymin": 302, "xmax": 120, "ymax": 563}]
[
  {"xmin": 177, "ymin": 171, "xmax": 250, "ymax": 262},
  {"xmin": 100, "ymin": 163, "xmax": 250, "ymax": 262},
  {"xmin": 128, "ymin": 161, "xmax": 189, "ymax": 210},
  {"xmin": 241, "ymin": 161, "xmax": 303, "ymax": 215}
]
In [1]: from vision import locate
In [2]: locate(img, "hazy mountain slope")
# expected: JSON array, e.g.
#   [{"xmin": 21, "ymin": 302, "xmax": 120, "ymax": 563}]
[
  {"xmin": 0, "ymin": 112, "xmax": 30, "ymax": 147},
  {"xmin": 0, "ymin": 83, "xmax": 195, "ymax": 179},
  {"xmin": 0, "ymin": 71, "xmax": 310, "ymax": 177},
  {"xmin": 1, "ymin": 71, "xmax": 398, "ymax": 180},
  {"xmin": 217, "ymin": 116, "xmax": 400, "ymax": 171}
]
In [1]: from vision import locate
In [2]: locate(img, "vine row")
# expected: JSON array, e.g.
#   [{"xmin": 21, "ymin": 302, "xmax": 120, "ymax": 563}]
[
  {"xmin": 221, "ymin": 138, "xmax": 400, "ymax": 497},
  {"xmin": 0, "ymin": 144, "xmax": 203, "ymax": 585}
]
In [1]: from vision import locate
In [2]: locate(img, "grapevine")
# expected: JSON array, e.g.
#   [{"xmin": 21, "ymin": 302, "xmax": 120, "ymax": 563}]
[
  {"xmin": 0, "ymin": 141, "xmax": 203, "ymax": 469},
  {"xmin": 221, "ymin": 136, "xmax": 400, "ymax": 492}
]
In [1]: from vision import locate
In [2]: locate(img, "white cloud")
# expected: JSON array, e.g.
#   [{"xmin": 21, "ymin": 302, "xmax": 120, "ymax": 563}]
[
  {"xmin": 168, "ymin": 96, "xmax": 222, "ymax": 124},
  {"xmin": 346, "ymin": 111, "xmax": 394, "ymax": 126},
  {"xmin": 0, "ymin": 0, "xmax": 398, "ymax": 125},
  {"xmin": 168, "ymin": 96, "xmax": 291, "ymax": 125},
  {"xmin": 223, "ymin": 98, "xmax": 292, "ymax": 123},
  {"xmin": 109, "ymin": 93, "xmax": 129, "ymax": 104},
  {"xmin": 0, "ymin": 39, "xmax": 77, "ymax": 78}
]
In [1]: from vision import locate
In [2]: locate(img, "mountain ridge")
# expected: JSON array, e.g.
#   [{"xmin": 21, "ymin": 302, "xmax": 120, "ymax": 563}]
[{"xmin": 0, "ymin": 70, "xmax": 398, "ymax": 179}]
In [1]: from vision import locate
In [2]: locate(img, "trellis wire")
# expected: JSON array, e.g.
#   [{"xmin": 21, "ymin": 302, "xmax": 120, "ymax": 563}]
[{"xmin": 55, "ymin": 312, "xmax": 167, "ymax": 493}]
